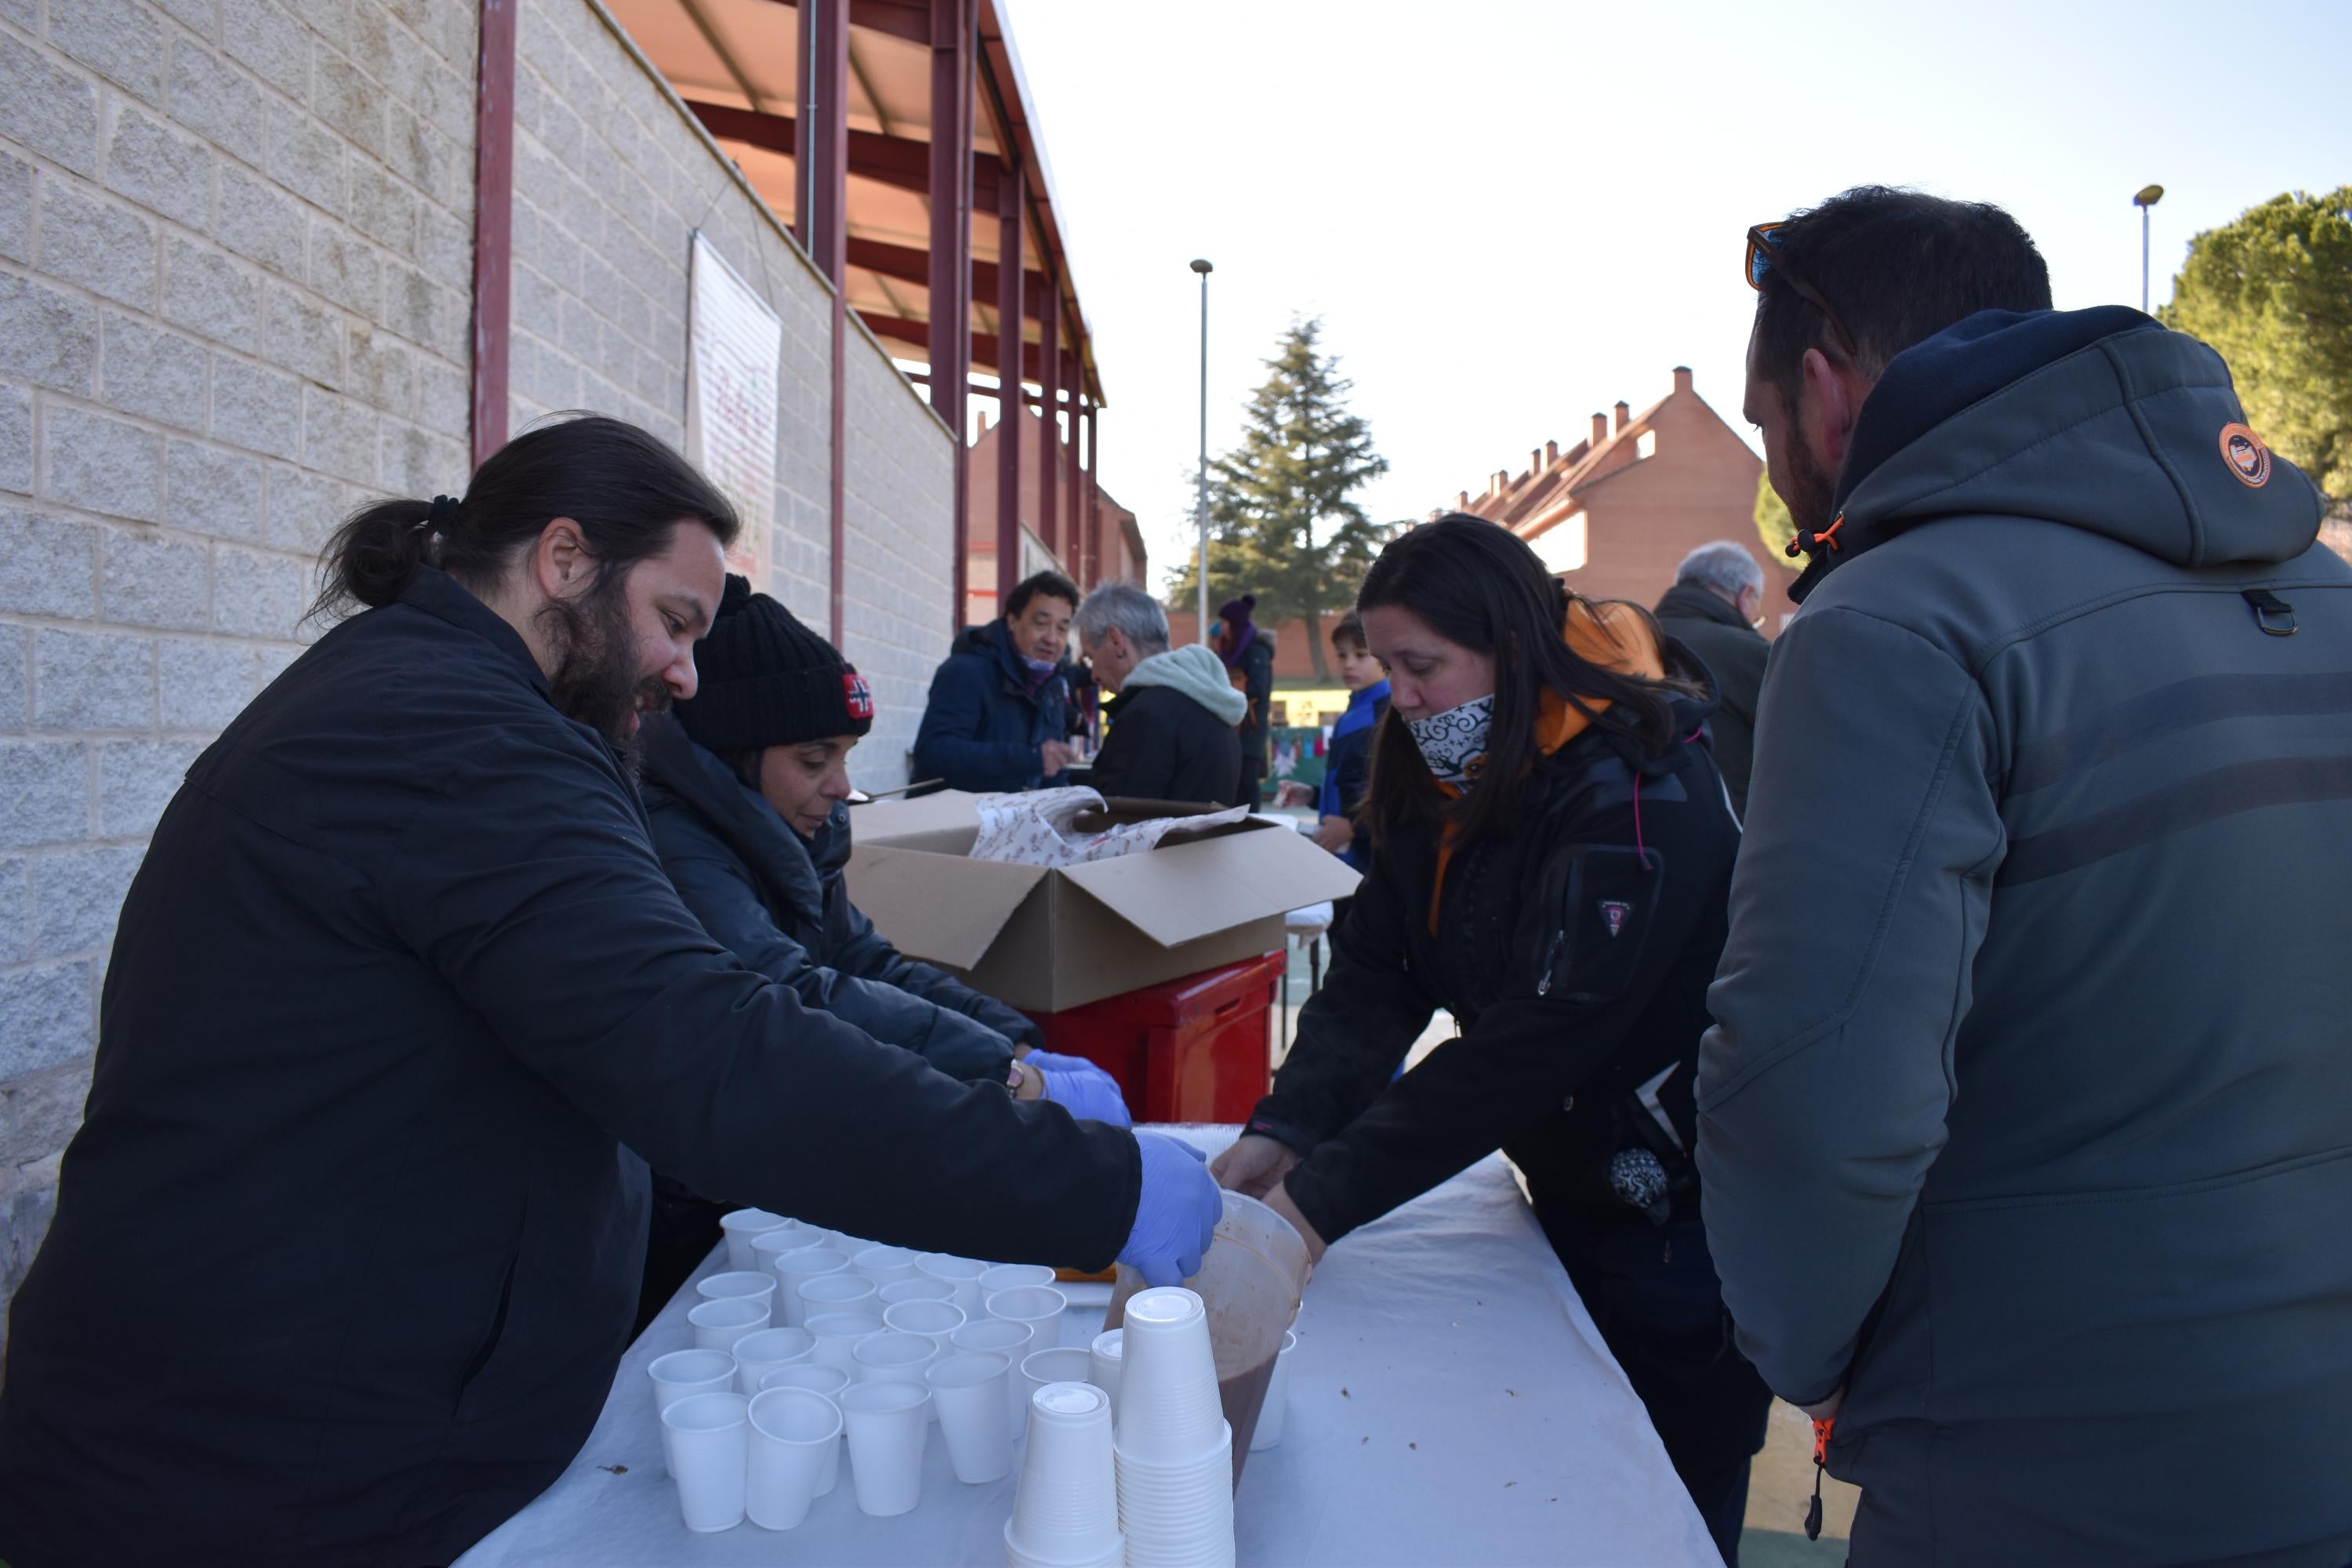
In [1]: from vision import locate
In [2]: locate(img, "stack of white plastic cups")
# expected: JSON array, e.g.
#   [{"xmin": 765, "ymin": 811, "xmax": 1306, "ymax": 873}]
[
  {"xmin": 1111, "ymin": 1288, "xmax": 1234, "ymax": 1568},
  {"xmin": 1004, "ymin": 1381, "xmax": 1124, "ymax": 1568}
]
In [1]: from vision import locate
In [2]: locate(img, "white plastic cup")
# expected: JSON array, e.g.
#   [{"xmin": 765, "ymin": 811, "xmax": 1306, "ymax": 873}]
[
  {"xmin": 1113, "ymin": 1287, "xmax": 1224, "ymax": 1463},
  {"xmin": 1249, "ymin": 1329, "xmax": 1298, "ymax": 1451},
  {"xmin": 1089, "ymin": 1329, "xmax": 1125, "ymax": 1418},
  {"xmin": 882, "ymin": 1298, "xmax": 965, "ymax": 1349},
  {"xmin": 839, "ymin": 1380, "xmax": 931, "ymax": 1516},
  {"xmin": 719, "ymin": 1208, "xmax": 789, "ymax": 1272},
  {"xmin": 917, "ymin": 1252, "xmax": 989, "ymax": 1318},
  {"xmin": 697, "ymin": 1269, "xmax": 779, "ymax": 1314},
  {"xmin": 805, "ymin": 1310, "xmax": 885, "ymax": 1374},
  {"xmin": 796, "ymin": 1271, "xmax": 879, "ymax": 1323},
  {"xmin": 658, "ymin": 1389, "xmax": 749, "ymax": 1533},
  {"xmin": 758, "ymin": 1363, "xmax": 850, "ymax": 1496},
  {"xmin": 1113, "ymin": 1428, "xmax": 1236, "ymax": 1565},
  {"xmin": 1007, "ymin": 1380, "xmax": 1121, "ymax": 1564},
  {"xmin": 1021, "ymin": 1346, "xmax": 1094, "ymax": 1415},
  {"xmin": 854, "ymin": 1243, "xmax": 920, "ymax": 1286},
  {"xmin": 980, "ymin": 1262, "xmax": 1056, "ymax": 1307},
  {"xmin": 773, "ymin": 1248, "xmax": 851, "ymax": 1329},
  {"xmin": 880, "ymin": 1276, "xmax": 956, "ymax": 1308},
  {"xmin": 745, "ymin": 1387, "xmax": 840, "ymax": 1530},
  {"xmin": 851, "ymin": 1329, "xmax": 940, "ymax": 1402},
  {"xmin": 729, "ymin": 1326, "xmax": 816, "ymax": 1395},
  {"xmin": 952, "ymin": 1317, "xmax": 1035, "ymax": 1440},
  {"xmin": 988, "ymin": 1284, "xmax": 1068, "ymax": 1351},
  {"xmin": 647, "ymin": 1348, "xmax": 736, "ymax": 1475},
  {"xmin": 750, "ymin": 1221, "xmax": 822, "ymax": 1273},
  {"xmin": 688, "ymin": 1295, "xmax": 769, "ymax": 1352},
  {"xmin": 925, "ymin": 1351, "xmax": 1014, "ymax": 1483}
]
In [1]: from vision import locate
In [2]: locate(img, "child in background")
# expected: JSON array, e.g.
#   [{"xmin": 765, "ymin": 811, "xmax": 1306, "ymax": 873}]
[{"xmin": 1313, "ymin": 614, "xmax": 1388, "ymax": 866}]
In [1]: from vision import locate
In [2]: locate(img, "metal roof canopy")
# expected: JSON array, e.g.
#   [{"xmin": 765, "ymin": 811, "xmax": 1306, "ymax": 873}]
[{"xmin": 603, "ymin": 0, "xmax": 1104, "ymax": 408}]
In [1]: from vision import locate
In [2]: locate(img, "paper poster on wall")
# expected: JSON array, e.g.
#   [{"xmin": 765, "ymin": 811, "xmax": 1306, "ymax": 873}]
[{"xmin": 685, "ymin": 232, "xmax": 781, "ymax": 575}]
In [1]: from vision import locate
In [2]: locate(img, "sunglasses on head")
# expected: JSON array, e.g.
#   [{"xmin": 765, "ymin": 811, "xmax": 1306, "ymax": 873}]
[{"xmin": 1745, "ymin": 223, "xmax": 1860, "ymax": 361}]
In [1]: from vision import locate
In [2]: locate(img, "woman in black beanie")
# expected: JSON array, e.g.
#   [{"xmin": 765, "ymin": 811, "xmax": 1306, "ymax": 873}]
[{"xmin": 633, "ymin": 576, "xmax": 1132, "ymax": 1323}]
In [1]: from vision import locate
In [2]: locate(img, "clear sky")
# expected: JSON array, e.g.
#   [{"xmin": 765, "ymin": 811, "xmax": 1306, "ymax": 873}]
[{"xmin": 997, "ymin": 0, "xmax": 2352, "ymax": 593}]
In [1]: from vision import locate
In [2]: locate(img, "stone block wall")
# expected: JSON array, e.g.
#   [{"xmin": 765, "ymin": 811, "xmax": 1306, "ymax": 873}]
[
  {"xmin": 510, "ymin": 0, "xmax": 946, "ymax": 786},
  {"xmin": 0, "ymin": 0, "xmax": 477, "ymax": 1325}
]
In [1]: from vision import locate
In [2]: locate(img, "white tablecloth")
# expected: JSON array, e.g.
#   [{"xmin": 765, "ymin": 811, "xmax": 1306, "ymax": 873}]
[{"xmin": 457, "ymin": 1127, "xmax": 1715, "ymax": 1567}]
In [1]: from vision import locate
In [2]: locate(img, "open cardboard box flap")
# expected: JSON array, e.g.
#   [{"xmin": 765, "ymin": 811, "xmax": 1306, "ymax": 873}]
[
  {"xmin": 1059, "ymin": 827, "xmax": 1360, "ymax": 948},
  {"xmin": 848, "ymin": 791, "xmax": 1361, "ymax": 1008},
  {"xmin": 843, "ymin": 845, "xmax": 1047, "ymax": 971}
]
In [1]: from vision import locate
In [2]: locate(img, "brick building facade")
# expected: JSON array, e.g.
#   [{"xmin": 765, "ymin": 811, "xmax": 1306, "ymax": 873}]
[{"xmin": 1454, "ymin": 366, "xmax": 1788, "ymax": 623}]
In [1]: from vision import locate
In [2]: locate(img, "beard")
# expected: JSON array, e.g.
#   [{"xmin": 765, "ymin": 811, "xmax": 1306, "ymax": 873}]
[
  {"xmin": 1780, "ymin": 430, "xmax": 1838, "ymax": 537},
  {"xmin": 541, "ymin": 579, "xmax": 670, "ymax": 771}
]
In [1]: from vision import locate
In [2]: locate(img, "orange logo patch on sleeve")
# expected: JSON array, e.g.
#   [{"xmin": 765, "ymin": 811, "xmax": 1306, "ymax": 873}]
[{"xmin": 2220, "ymin": 423, "xmax": 2272, "ymax": 488}]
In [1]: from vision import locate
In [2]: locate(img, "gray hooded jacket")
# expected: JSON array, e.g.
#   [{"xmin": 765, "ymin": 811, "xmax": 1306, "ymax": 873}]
[{"xmin": 1697, "ymin": 307, "xmax": 2352, "ymax": 1566}]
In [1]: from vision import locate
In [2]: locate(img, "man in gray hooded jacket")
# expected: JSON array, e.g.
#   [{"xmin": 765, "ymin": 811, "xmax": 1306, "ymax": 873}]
[{"xmin": 1698, "ymin": 188, "xmax": 2352, "ymax": 1565}]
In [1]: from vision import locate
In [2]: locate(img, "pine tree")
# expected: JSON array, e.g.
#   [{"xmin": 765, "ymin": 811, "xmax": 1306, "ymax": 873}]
[{"xmin": 1167, "ymin": 319, "xmax": 1397, "ymax": 681}]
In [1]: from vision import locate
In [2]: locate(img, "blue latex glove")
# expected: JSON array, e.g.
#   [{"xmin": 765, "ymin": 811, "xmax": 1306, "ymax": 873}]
[
  {"xmin": 1118, "ymin": 1132, "xmax": 1221, "ymax": 1287},
  {"xmin": 1033, "ymin": 1060, "xmax": 1133, "ymax": 1127},
  {"xmin": 1020, "ymin": 1048, "xmax": 1102, "ymax": 1075}
]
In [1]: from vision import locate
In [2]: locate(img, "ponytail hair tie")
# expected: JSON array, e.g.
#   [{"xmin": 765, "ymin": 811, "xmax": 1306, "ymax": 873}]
[{"xmin": 419, "ymin": 494, "xmax": 461, "ymax": 538}]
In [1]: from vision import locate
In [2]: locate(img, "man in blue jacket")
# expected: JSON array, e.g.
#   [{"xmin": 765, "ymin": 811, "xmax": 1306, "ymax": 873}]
[
  {"xmin": 914, "ymin": 569, "xmax": 1080, "ymax": 792},
  {"xmin": 1698, "ymin": 187, "xmax": 2352, "ymax": 1565}
]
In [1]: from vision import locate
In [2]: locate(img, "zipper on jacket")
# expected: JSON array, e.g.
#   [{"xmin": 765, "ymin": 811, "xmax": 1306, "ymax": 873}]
[{"xmin": 1536, "ymin": 930, "xmax": 1565, "ymax": 996}]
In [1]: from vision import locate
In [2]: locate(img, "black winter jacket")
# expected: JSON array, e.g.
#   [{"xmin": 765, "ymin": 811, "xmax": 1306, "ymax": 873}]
[
  {"xmin": 1089, "ymin": 684, "xmax": 1246, "ymax": 807},
  {"xmin": 0, "ymin": 568, "xmax": 1138, "ymax": 1568},
  {"xmin": 913, "ymin": 621, "xmax": 1072, "ymax": 793},
  {"xmin": 1250, "ymin": 690, "xmax": 1739, "ymax": 1246},
  {"xmin": 1232, "ymin": 633, "xmax": 1276, "ymax": 782},
  {"xmin": 640, "ymin": 712, "xmax": 1037, "ymax": 1078},
  {"xmin": 1652, "ymin": 583, "xmax": 1767, "ymax": 816}
]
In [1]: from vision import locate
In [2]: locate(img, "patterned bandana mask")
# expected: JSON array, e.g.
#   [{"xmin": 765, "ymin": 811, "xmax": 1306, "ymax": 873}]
[{"xmin": 1406, "ymin": 694, "xmax": 1495, "ymax": 788}]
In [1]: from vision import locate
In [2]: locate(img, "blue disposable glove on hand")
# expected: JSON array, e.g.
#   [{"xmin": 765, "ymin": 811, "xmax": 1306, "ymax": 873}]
[
  {"xmin": 1118, "ymin": 1132, "xmax": 1221, "ymax": 1287},
  {"xmin": 1033, "ymin": 1061, "xmax": 1134, "ymax": 1127},
  {"xmin": 1021, "ymin": 1049, "xmax": 1101, "ymax": 1075}
]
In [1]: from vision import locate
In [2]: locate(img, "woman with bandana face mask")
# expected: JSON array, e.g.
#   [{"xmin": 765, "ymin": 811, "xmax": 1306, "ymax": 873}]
[{"xmin": 1210, "ymin": 514, "xmax": 1771, "ymax": 1565}]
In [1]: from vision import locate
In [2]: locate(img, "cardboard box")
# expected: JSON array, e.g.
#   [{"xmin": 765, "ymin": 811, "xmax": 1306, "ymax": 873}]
[{"xmin": 844, "ymin": 793, "xmax": 1360, "ymax": 1012}]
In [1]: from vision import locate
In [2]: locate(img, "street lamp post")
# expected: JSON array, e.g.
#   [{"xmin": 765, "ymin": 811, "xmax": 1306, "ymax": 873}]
[
  {"xmin": 2134, "ymin": 184, "xmax": 2165, "ymax": 314},
  {"xmin": 1191, "ymin": 258, "xmax": 1213, "ymax": 647}
]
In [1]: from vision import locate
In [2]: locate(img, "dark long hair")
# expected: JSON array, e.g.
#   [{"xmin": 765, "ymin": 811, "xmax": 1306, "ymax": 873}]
[
  {"xmin": 309, "ymin": 412, "xmax": 741, "ymax": 621},
  {"xmin": 1357, "ymin": 514, "xmax": 1680, "ymax": 852}
]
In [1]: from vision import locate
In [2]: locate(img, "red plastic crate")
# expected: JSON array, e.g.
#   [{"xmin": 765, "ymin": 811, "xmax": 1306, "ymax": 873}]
[{"xmin": 1022, "ymin": 950, "xmax": 1287, "ymax": 1125}]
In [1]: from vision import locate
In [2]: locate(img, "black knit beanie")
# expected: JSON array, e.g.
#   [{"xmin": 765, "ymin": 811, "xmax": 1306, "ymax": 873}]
[{"xmin": 674, "ymin": 575, "xmax": 874, "ymax": 751}]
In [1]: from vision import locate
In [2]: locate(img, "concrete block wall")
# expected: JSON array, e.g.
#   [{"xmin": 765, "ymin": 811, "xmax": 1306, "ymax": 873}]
[
  {"xmin": 0, "ymin": 0, "xmax": 477, "ymax": 1322},
  {"xmin": 841, "ymin": 321, "xmax": 956, "ymax": 786},
  {"xmin": 510, "ymin": 0, "xmax": 946, "ymax": 788}
]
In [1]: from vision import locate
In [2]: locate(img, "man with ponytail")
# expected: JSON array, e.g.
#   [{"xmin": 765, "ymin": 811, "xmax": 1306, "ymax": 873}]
[{"xmin": 0, "ymin": 414, "xmax": 1220, "ymax": 1568}]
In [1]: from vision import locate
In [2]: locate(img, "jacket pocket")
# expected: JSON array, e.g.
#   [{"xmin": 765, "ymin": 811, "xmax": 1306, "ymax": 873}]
[
  {"xmin": 453, "ymin": 1243, "xmax": 522, "ymax": 1418},
  {"xmin": 1917, "ymin": 1145, "xmax": 2352, "ymax": 1428}
]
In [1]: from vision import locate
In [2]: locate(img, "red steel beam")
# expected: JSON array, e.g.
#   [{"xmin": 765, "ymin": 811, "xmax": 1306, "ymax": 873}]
[
  {"xmin": 1083, "ymin": 401, "xmax": 1100, "ymax": 587},
  {"xmin": 1062, "ymin": 365, "xmax": 1081, "ymax": 583},
  {"xmin": 804, "ymin": 0, "xmax": 850, "ymax": 642},
  {"xmin": 684, "ymin": 101, "xmax": 1000, "ymax": 209},
  {"xmin": 858, "ymin": 310, "xmax": 1047, "ymax": 380},
  {"xmin": 1036, "ymin": 276, "xmax": 1058, "ymax": 563},
  {"xmin": 846, "ymin": 235, "xmax": 1046, "ymax": 317},
  {"xmin": 995, "ymin": 159, "xmax": 1023, "ymax": 614},
  {"xmin": 931, "ymin": 0, "xmax": 971, "ymax": 638},
  {"xmin": 469, "ymin": 0, "xmax": 516, "ymax": 470}
]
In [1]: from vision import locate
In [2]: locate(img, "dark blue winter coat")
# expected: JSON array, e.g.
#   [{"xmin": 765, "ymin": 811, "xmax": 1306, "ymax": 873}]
[{"xmin": 913, "ymin": 620, "xmax": 1071, "ymax": 793}]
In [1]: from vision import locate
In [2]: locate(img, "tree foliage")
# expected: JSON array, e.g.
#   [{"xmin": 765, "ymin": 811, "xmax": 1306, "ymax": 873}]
[
  {"xmin": 1753, "ymin": 466, "xmax": 1794, "ymax": 562},
  {"xmin": 2162, "ymin": 187, "xmax": 2352, "ymax": 511},
  {"xmin": 1165, "ymin": 320, "xmax": 1399, "ymax": 679}
]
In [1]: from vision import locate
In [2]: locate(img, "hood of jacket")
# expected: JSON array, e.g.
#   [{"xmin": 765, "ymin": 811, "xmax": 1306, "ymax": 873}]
[
  {"xmin": 1791, "ymin": 306, "xmax": 2327, "ymax": 604},
  {"xmin": 637, "ymin": 710, "xmax": 838, "ymax": 927},
  {"xmin": 1122, "ymin": 643, "xmax": 1249, "ymax": 724}
]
